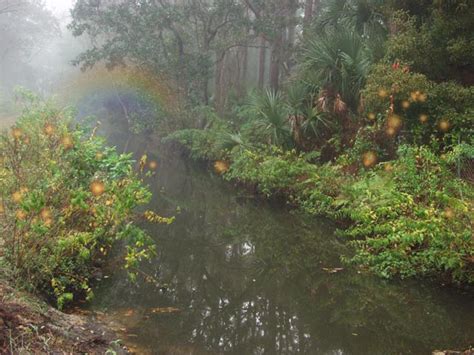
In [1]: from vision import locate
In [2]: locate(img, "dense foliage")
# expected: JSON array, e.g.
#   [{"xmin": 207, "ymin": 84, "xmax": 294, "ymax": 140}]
[
  {"xmin": 56, "ymin": 0, "xmax": 474, "ymax": 285},
  {"xmin": 69, "ymin": 0, "xmax": 248, "ymax": 104},
  {"xmin": 342, "ymin": 146, "xmax": 473, "ymax": 283},
  {"xmin": 385, "ymin": 4, "xmax": 474, "ymax": 84},
  {"xmin": 0, "ymin": 96, "xmax": 156, "ymax": 307},
  {"xmin": 162, "ymin": 0, "xmax": 474, "ymax": 285}
]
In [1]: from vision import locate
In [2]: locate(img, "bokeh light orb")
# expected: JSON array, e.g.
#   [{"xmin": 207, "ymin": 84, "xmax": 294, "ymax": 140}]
[
  {"xmin": 362, "ymin": 151, "xmax": 377, "ymax": 168},
  {"xmin": 90, "ymin": 180, "xmax": 106, "ymax": 196},
  {"xmin": 419, "ymin": 114, "xmax": 428, "ymax": 124}
]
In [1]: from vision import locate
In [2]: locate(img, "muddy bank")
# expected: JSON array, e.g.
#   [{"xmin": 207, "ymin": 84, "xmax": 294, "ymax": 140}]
[{"xmin": 0, "ymin": 280, "xmax": 125, "ymax": 354}]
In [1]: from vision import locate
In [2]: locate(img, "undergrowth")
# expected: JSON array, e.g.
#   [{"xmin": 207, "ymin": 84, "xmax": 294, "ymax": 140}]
[
  {"xmin": 0, "ymin": 96, "xmax": 157, "ymax": 308},
  {"xmin": 169, "ymin": 128, "xmax": 474, "ymax": 284}
]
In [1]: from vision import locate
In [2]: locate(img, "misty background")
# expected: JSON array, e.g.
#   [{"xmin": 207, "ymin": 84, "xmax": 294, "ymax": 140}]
[
  {"xmin": 0, "ymin": 0, "xmax": 81, "ymax": 125},
  {"xmin": 0, "ymin": 0, "xmax": 287, "ymax": 129}
]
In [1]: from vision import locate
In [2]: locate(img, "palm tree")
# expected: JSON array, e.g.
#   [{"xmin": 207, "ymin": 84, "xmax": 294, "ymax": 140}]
[
  {"xmin": 300, "ymin": 28, "xmax": 372, "ymax": 112},
  {"xmin": 285, "ymin": 82, "xmax": 331, "ymax": 149},
  {"xmin": 317, "ymin": 0, "xmax": 387, "ymax": 40}
]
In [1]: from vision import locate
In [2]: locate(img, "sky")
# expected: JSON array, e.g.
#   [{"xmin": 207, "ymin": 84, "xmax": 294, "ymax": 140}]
[{"xmin": 44, "ymin": 0, "xmax": 74, "ymax": 16}]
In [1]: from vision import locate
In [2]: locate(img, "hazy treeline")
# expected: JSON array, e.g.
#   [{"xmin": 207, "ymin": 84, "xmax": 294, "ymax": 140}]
[{"xmin": 0, "ymin": 0, "xmax": 84, "ymax": 115}]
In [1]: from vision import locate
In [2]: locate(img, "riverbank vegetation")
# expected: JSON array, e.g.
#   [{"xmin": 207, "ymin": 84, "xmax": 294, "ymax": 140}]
[
  {"xmin": 0, "ymin": 93, "xmax": 156, "ymax": 308},
  {"xmin": 68, "ymin": 0, "xmax": 473, "ymax": 285}
]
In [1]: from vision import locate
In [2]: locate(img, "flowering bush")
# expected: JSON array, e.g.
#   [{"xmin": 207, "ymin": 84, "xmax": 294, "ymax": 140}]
[{"xmin": 0, "ymin": 97, "xmax": 155, "ymax": 308}]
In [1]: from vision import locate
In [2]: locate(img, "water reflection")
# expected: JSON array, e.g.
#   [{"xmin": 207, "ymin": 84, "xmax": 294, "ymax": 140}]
[
  {"xmin": 74, "ymin": 95, "xmax": 473, "ymax": 354},
  {"xmin": 88, "ymin": 137, "xmax": 473, "ymax": 355}
]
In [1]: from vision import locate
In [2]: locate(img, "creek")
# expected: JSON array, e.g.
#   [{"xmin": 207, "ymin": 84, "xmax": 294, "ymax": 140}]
[{"xmin": 80, "ymin": 98, "xmax": 473, "ymax": 354}]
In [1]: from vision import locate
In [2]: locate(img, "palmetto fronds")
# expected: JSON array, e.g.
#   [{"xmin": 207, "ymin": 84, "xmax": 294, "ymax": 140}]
[
  {"xmin": 245, "ymin": 90, "xmax": 291, "ymax": 147},
  {"xmin": 214, "ymin": 131, "xmax": 248, "ymax": 152},
  {"xmin": 301, "ymin": 28, "xmax": 372, "ymax": 111}
]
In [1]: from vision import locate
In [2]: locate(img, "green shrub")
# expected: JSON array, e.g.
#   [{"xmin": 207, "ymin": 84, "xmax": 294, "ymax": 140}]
[
  {"xmin": 224, "ymin": 146, "xmax": 346, "ymax": 216},
  {"xmin": 0, "ymin": 98, "xmax": 155, "ymax": 308},
  {"xmin": 362, "ymin": 63, "xmax": 474, "ymax": 150},
  {"xmin": 340, "ymin": 145, "xmax": 474, "ymax": 284},
  {"xmin": 225, "ymin": 147, "xmax": 315, "ymax": 196},
  {"xmin": 237, "ymin": 90, "xmax": 292, "ymax": 147}
]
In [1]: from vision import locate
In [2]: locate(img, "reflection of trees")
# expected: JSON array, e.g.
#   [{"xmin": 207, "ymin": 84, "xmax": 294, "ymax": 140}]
[{"xmin": 88, "ymin": 114, "xmax": 473, "ymax": 354}]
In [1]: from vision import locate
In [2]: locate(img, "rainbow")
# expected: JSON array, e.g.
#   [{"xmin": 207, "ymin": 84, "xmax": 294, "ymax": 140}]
[{"xmin": 57, "ymin": 65, "xmax": 182, "ymax": 121}]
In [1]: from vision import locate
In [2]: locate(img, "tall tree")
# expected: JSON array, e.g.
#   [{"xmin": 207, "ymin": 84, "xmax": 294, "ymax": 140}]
[
  {"xmin": 243, "ymin": 0, "xmax": 301, "ymax": 91},
  {"xmin": 304, "ymin": 0, "xmax": 314, "ymax": 31},
  {"xmin": 257, "ymin": 35, "xmax": 267, "ymax": 89},
  {"xmin": 69, "ymin": 0, "xmax": 247, "ymax": 105}
]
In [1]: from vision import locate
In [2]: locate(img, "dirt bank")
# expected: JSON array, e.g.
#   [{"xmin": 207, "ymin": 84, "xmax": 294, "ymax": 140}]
[{"xmin": 0, "ymin": 280, "xmax": 125, "ymax": 354}]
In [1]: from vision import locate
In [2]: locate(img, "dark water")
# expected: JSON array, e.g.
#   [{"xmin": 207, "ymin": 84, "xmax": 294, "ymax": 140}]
[{"xmin": 80, "ymin": 100, "xmax": 473, "ymax": 354}]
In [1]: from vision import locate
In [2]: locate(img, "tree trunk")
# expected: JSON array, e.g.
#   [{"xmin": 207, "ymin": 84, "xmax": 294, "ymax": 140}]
[
  {"xmin": 202, "ymin": 79, "xmax": 209, "ymax": 105},
  {"xmin": 269, "ymin": 30, "xmax": 283, "ymax": 92},
  {"xmin": 214, "ymin": 50, "xmax": 226, "ymax": 113},
  {"xmin": 258, "ymin": 35, "xmax": 266, "ymax": 89},
  {"xmin": 285, "ymin": 0, "xmax": 298, "ymax": 75},
  {"xmin": 303, "ymin": 0, "xmax": 314, "ymax": 34},
  {"xmin": 239, "ymin": 44, "xmax": 248, "ymax": 97}
]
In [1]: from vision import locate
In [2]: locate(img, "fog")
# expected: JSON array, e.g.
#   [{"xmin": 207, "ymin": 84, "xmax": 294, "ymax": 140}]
[
  {"xmin": 0, "ymin": 1, "xmax": 473, "ymax": 354},
  {"xmin": 0, "ymin": 0, "xmax": 82, "ymax": 125},
  {"xmin": 44, "ymin": 0, "xmax": 74, "ymax": 16}
]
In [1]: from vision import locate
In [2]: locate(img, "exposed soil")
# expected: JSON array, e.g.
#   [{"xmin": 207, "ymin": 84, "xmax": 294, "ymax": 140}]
[{"xmin": 0, "ymin": 281, "xmax": 125, "ymax": 354}]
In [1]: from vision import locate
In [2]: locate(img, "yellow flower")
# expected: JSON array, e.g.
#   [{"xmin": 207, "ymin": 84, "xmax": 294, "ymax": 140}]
[
  {"xmin": 12, "ymin": 191, "xmax": 23, "ymax": 203},
  {"xmin": 386, "ymin": 127, "xmax": 396, "ymax": 136},
  {"xmin": 387, "ymin": 115, "xmax": 402, "ymax": 129},
  {"xmin": 40, "ymin": 208, "xmax": 52, "ymax": 221},
  {"xmin": 386, "ymin": 114, "xmax": 402, "ymax": 136},
  {"xmin": 16, "ymin": 210, "xmax": 27, "ymax": 220},
  {"xmin": 44, "ymin": 123, "xmax": 55, "ymax": 136},
  {"xmin": 444, "ymin": 207, "xmax": 454, "ymax": 219},
  {"xmin": 11, "ymin": 128, "xmax": 22, "ymax": 140}
]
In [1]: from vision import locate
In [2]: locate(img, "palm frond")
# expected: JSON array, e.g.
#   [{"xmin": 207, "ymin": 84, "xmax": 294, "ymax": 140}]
[{"xmin": 243, "ymin": 90, "xmax": 291, "ymax": 147}]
